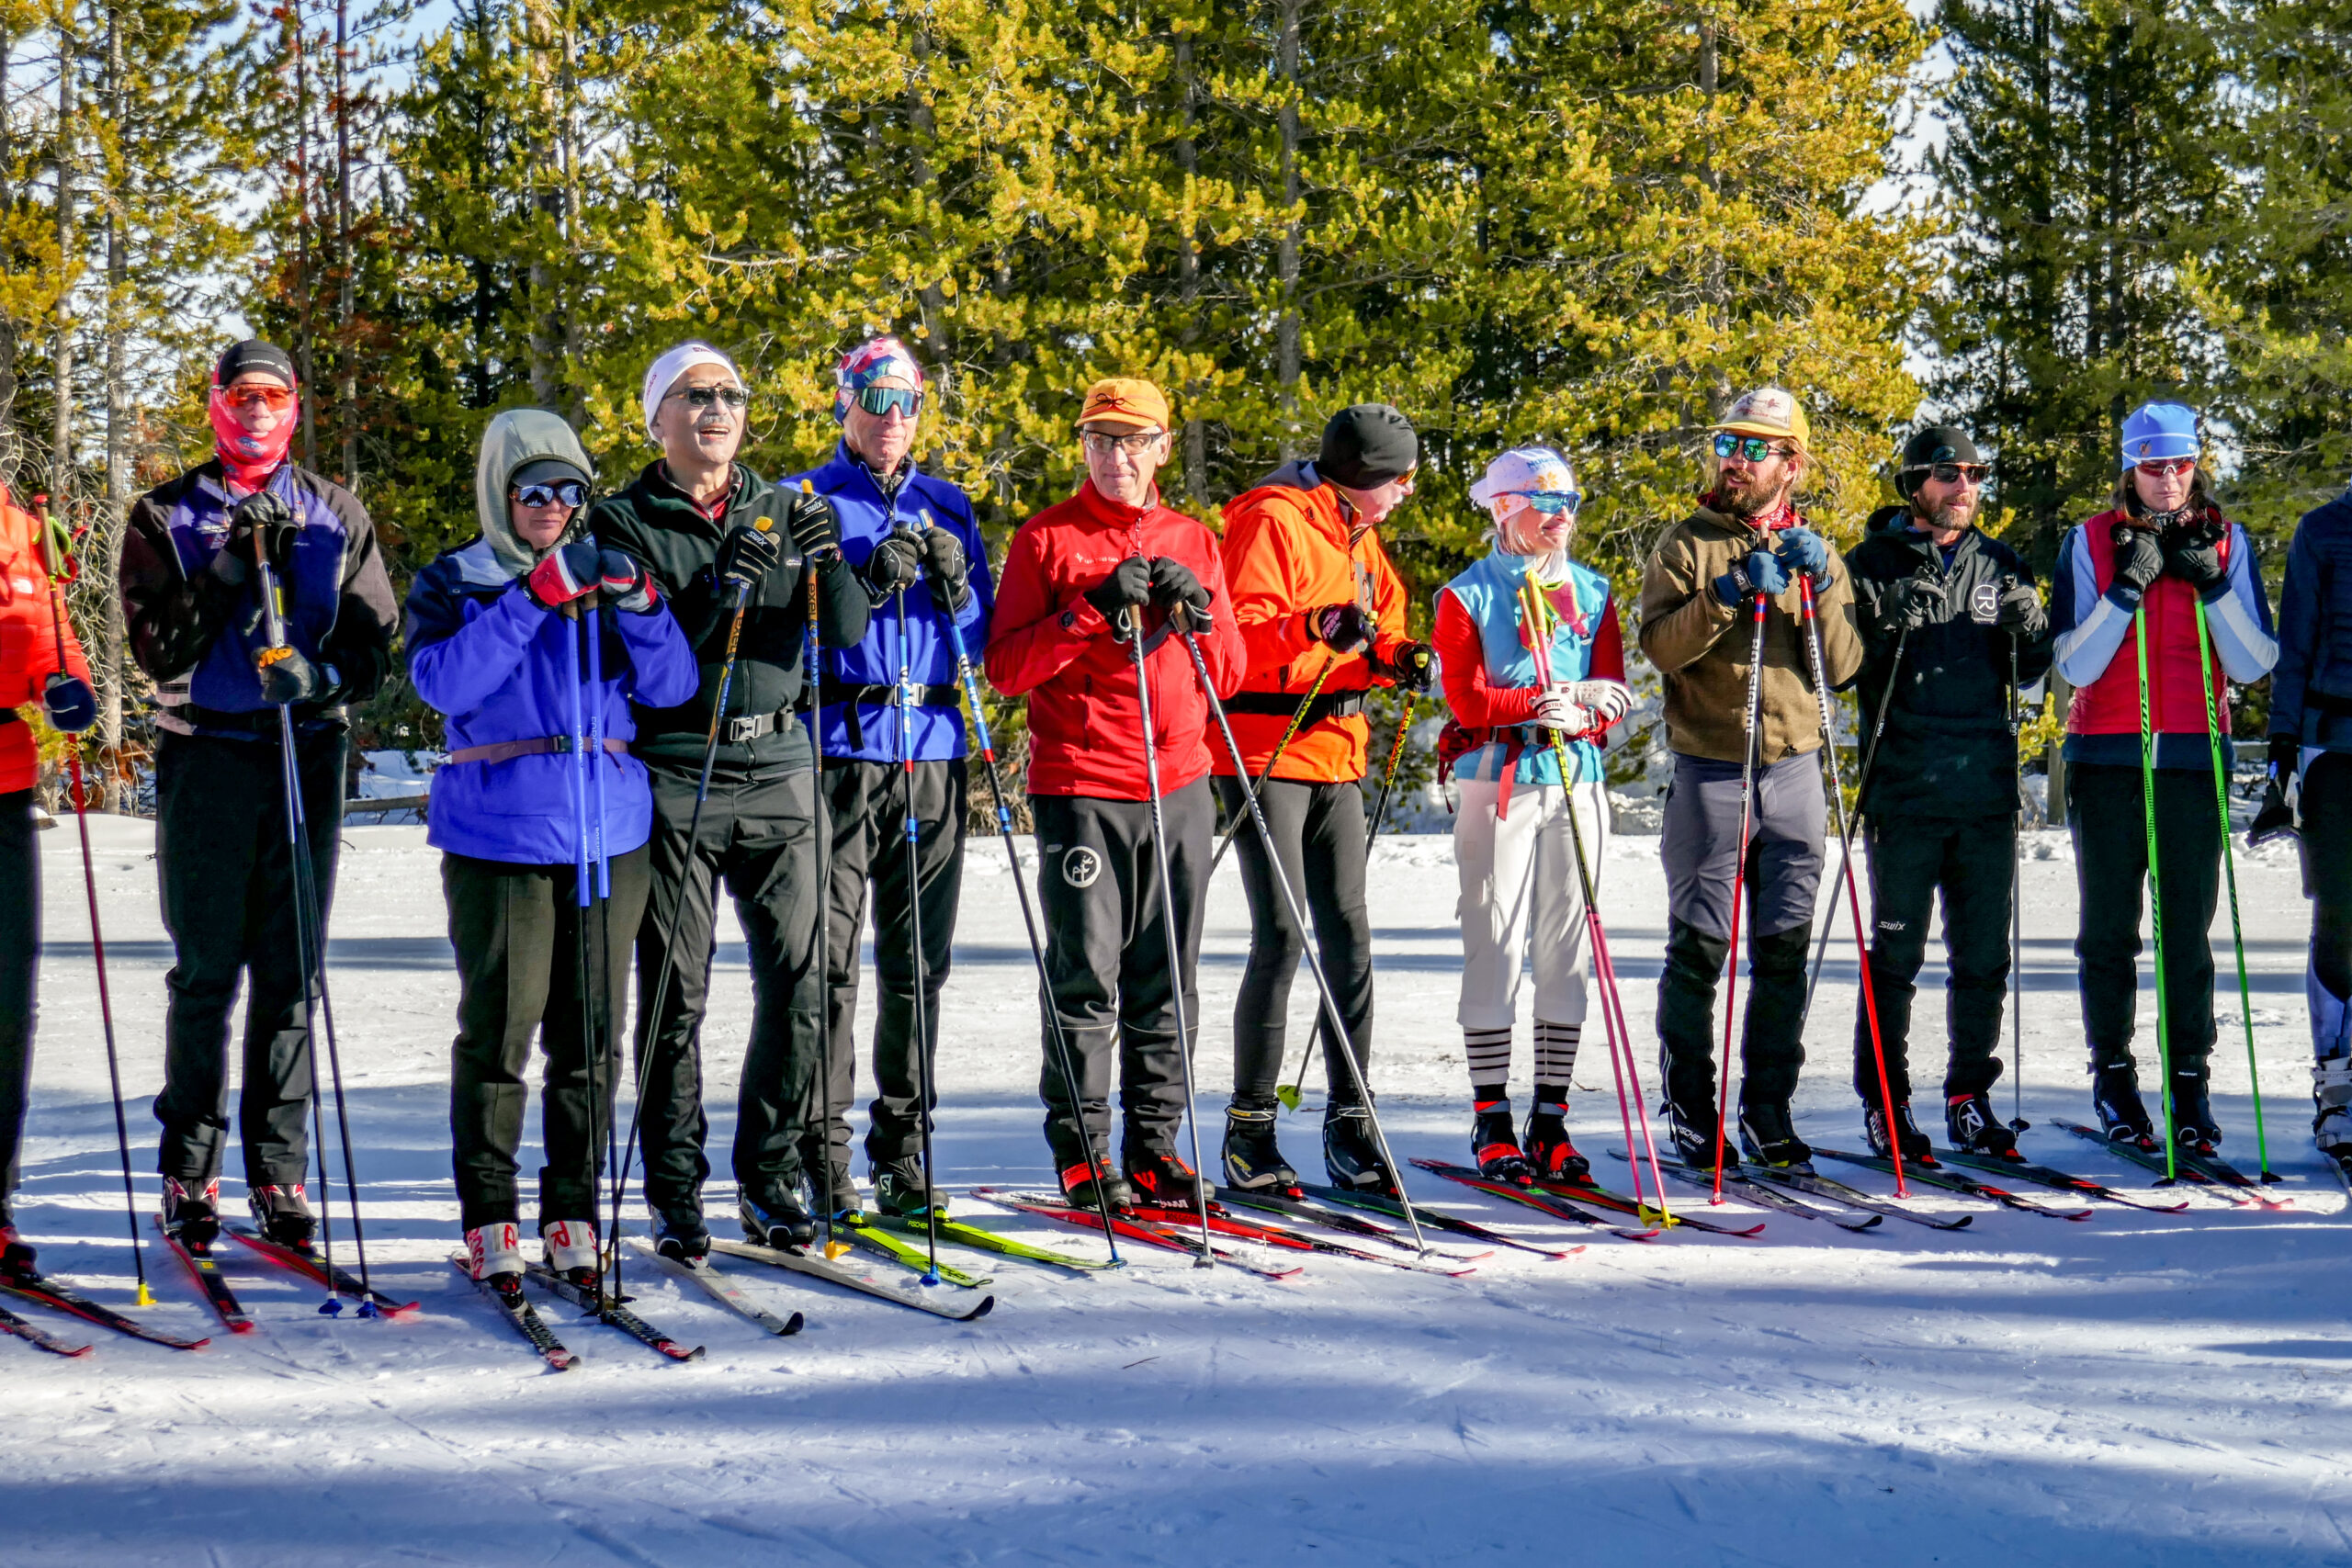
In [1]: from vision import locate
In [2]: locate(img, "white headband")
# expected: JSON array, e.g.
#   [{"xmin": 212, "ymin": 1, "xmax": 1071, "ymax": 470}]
[{"xmin": 640, "ymin": 342, "xmax": 741, "ymax": 440}]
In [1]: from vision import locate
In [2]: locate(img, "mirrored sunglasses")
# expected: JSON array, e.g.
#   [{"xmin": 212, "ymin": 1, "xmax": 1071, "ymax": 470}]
[
  {"xmin": 2134, "ymin": 456, "xmax": 2196, "ymax": 477},
  {"xmin": 222, "ymin": 384, "xmax": 295, "ymax": 412},
  {"xmin": 1713, "ymin": 433, "xmax": 1787, "ymax": 464},
  {"xmin": 511, "ymin": 479, "xmax": 587, "ymax": 509},
  {"xmin": 668, "ymin": 385, "xmax": 749, "ymax": 411},
  {"xmin": 854, "ymin": 386, "xmax": 922, "ymax": 418},
  {"xmin": 1511, "ymin": 490, "xmax": 1582, "ymax": 515}
]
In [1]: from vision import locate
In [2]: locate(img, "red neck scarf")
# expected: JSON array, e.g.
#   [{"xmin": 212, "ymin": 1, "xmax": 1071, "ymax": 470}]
[{"xmin": 209, "ymin": 386, "xmax": 298, "ymax": 495}]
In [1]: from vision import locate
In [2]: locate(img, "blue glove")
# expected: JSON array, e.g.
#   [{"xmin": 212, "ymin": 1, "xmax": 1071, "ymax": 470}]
[
  {"xmin": 43, "ymin": 673, "xmax": 96, "ymax": 734},
  {"xmin": 1774, "ymin": 525, "xmax": 1831, "ymax": 585},
  {"xmin": 1712, "ymin": 548, "xmax": 1789, "ymax": 607}
]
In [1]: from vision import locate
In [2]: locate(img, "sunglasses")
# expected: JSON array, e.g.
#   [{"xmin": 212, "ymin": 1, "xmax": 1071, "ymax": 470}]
[
  {"xmin": 1510, "ymin": 490, "xmax": 1582, "ymax": 515},
  {"xmin": 668, "ymin": 385, "xmax": 749, "ymax": 411},
  {"xmin": 2134, "ymin": 456, "xmax": 2196, "ymax": 477},
  {"xmin": 512, "ymin": 480, "xmax": 587, "ymax": 509},
  {"xmin": 1910, "ymin": 462, "xmax": 1989, "ymax": 487},
  {"xmin": 854, "ymin": 386, "xmax": 922, "ymax": 419},
  {"xmin": 1713, "ymin": 433, "xmax": 1790, "ymax": 464},
  {"xmin": 222, "ymin": 384, "xmax": 295, "ymax": 412},
  {"xmin": 1081, "ymin": 430, "xmax": 1165, "ymax": 457}
]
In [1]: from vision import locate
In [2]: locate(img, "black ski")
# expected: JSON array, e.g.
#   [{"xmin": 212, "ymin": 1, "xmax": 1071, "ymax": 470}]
[
  {"xmin": 153, "ymin": 1217, "xmax": 254, "ymax": 1333},
  {"xmin": 1936, "ymin": 1145, "xmax": 2191, "ymax": 1213},
  {"xmin": 2171, "ymin": 1143, "xmax": 2294, "ymax": 1209},
  {"xmin": 1814, "ymin": 1147, "xmax": 2092, "ymax": 1221},
  {"xmin": 0, "ymin": 1275, "xmax": 210, "ymax": 1349},
  {"xmin": 1624, "ymin": 1150, "xmax": 1884, "ymax": 1232},
  {"xmin": 1413, "ymin": 1159, "xmax": 1659, "ymax": 1241},
  {"xmin": 1295, "ymin": 1181, "xmax": 1579, "ymax": 1259},
  {"xmin": 0, "ymin": 1299, "xmax": 91, "ymax": 1357},
  {"xmin": 524, "ymin": 1261, "xmax": 704, "ymax": 1361},
  {"xmin": 2054, "ymin": 1120, "xmax": 2256, "ymax": 1206},
  {"xmin": 1216, "ymin": 1189, "xmax": 1493, "ymax": 1262},
  {"xmin": 1739, "ymin": 1163, "xmax": 1973, "ymax": 1229},
  {"xmin": 711, "ymin": 1238, "xmax": 998, "ymax": 1319},
  {"xmin": 1532, "ymin": 1174, "xmax": 1767, "ymax": 1236},
  {"xmin": 628, "ymin": 1238, "xmax": 804, "ymax": 1337},
  {"xmin": 449, "ymin": 1255, "xmax": 577, "ymax": 1371},
  {"xmin": 226, "ymin": 1224, "xmax": 421, "ymax": 1314}
]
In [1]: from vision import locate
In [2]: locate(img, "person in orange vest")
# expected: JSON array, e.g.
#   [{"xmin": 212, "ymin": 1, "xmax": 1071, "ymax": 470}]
[
  {"xmin": 1213, "ymin": 405, "xmax": 1434, "ymax": 1194},
  {"xmin": 0, "ymin": 485, "xmax": 95, "ymax": 1281}
]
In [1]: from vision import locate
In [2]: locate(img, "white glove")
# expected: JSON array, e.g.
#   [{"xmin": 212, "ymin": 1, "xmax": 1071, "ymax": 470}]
[
  {"xmin": 1532, "ymin": 686, "xmax": 1595, "ymax": 733},
  {"xmin": 1564, "ymin": 681, "xmax": 1632, "ymax": 723}
]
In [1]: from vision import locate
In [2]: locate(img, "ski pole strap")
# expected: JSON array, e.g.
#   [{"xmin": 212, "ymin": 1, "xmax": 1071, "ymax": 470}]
[{"xmin": 447, "ymin": 735, "xmax": 631, "ymax": 766}]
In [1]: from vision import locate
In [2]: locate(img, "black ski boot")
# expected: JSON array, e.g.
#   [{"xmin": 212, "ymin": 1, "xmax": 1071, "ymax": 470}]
[
  {"xmin": 1323, "ymin": 1104, "xmax": 1396, "ymax": 1193},
  {"xmin": 1862, "ymin": 1100, "xmax": 1935, "ymax": 1164},
  {"xmin": 1125, "ymin": 1146, "xmax": 1211, "ymax": 1209},
  {"xmin": 1945, "ymin": 1090, "xmax": 2018, "ymax": 1157},
  {"xmin": 740, "ymin": 1186, "xmax": 817, "ymax": 1250},
  {"xmin": 871, "ymin": 1157, "xmax": 940, "ymax": 1219},
  {"xmin": 1523, "ymin": 1102, "xmax": 1589, "ymax": 1182},
  {"xmin": 248, "ymin": 1183, "xmax": 316, "ymax": 1253},
  {"xmin": 2315, "ymin": 1054, "xmax": 2352, "ymax": 1175},
  {"xmin": 2168, "ymin": 1066, "xmax": 2221, "ymax": 1155},
  {"xmin": 162, "ymin": 1176, "xmax": 221, "ymax": 1250},
  {"xmin": 651, "ymin": 1205, "xmax": 711, "ymax": 1262},
  {"xmin": 1664, "ymin": 1094, "xmax": 1738, "ymax": 1171},
  {"xmin": 1058, "ymin": 1149, "xmax": 1136, "ymax": 1214},
  {"xmin": 1221, "ymin": 1107, "xmax": 1299, "ymax": 1193},
  {"xmin": 1472, "ymin": 1102, "xmax": 1533, "ymax": 1183},
  {"xmin": 2091, "ymin": 1055, "xmax": 2157, "ymax": 1149},
  {"xmin": 809, "ymin": 1159, "xmax": 863, "ymax": 1221},
  {"xmin": 0, "ymin": 1217, "xmax": 35, "ymax": 1284},
  {"xmin": 1738, "ymin": 1100, "xmax": 1814, "ymax": 1170}
]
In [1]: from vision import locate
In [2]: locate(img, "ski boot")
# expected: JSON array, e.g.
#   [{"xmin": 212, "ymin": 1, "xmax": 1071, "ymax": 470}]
[
  {"xmin": 1737, "ymin": 1100, "xmax": 1814, "ymax": 1171},
  {"xmin": 248, "ymin": 1183, "xmax": 316, "ymax": 1253},
  {"xmin": 1664, "ymin": 1094, "xmax": 1738, "ymax": 1171},
  {"xmin": 1944, "ymin": 1090, "xmax": 2018, "ymax": 1158},
  {"xmin": 1523, "ymin": 1101, "xmax": 1589, "ymax": 1182},
  {"xmin": 2091, "ymin": 1054, "xmax": 2157, "ymax": 1150},
  {"xmin": 162, "ymin": 1176, "xmax": 222, "ymax": 1250},
  {"xmin": 1058, "ymin": 1150, "xmax": 1136, "ymax": 1214},
  {"xmin": 1125, "ymin": 1146, "xmax": 1211, "ymax": 1209},
  {"xmin": 542, "ymin": 1218, "xmax": 600, "ymax": 1288},
  {"xmin": 2167, "ymin": 1066, "xmax": 2221, "ymax": 1155},
  {"xmin": 0, "ymin": 1219, "xmax": 35, "ymax": 1284},
  {"xmin": 2314, "ymin": 1054, "xmax": 2352, "ymax": 1181},
  {"xmin": 466, "ymin": 1221, "xmax": 526, "ymax": 1291},
  {"xmin": 650, "ymin": 1205, "xmax": 711, "ymax": 1263},
  {"xmin": 1472, "ymin": 1101, "xmax": 1533, "ymax": 1184},
  {"xmin": 1221, "ymin": 1107, "xmax": 1299, "ymax": 1193},
  {"xmin": 871, "ymin": 1156, "xmax": 941, "ymax": 1219},
  {"xmin": 1862, "ymin": 1099, "xmax": 1935, "ymax": 1163},
  {"xmin": 1323, "ymin": 1103, "xmax": 1396, "ymax": 1194},
  {"xmin": 740, "ymin": 1186, "xmax": 817, "ymax": 1251}
]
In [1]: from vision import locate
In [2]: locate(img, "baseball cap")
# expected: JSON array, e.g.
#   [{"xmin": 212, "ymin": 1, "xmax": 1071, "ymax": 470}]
[
  {"xmin": 1716, "ymin": 386, "xmax": 1810, "ymax": 452},
  {"xmin": 1079, "ymin": 378, "xmax": 1170, "ymax": 434}
]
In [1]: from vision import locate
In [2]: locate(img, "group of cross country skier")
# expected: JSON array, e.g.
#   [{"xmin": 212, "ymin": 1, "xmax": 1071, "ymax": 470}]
[{"xmin": 3, "ymin": 330, "xmax": 2347, "ymax": 1315}]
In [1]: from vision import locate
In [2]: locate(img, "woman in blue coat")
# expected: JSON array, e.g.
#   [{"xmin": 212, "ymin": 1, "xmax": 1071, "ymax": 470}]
[{"xmin": 408, "ymin": 409, "xmax": 695, "ymax": 1291}]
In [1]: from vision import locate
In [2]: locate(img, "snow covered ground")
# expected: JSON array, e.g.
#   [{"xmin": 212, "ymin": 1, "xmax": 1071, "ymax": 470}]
[{"xmin": 8, "ymin": 814, "xmax": 2351, "ymax": 1566}]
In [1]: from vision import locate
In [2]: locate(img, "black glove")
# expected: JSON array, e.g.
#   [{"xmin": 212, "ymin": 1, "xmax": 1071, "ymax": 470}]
[
  {"xmin": 256, "ymin": 647, "xmax": 322, "ymax": 706},
  {"xmin": 864, "ymin": 526, "xmax": 924, "ymax": 597},
  {"xmin": 786, "ymin": 491, "xmax": 840, "ymax": 560},
  {"xmin": 2109, "ymin": 523, "xmax": 2165, "ymax": 600},
  {"xmin": 1083, "ymin": 556, "xmax": 1152, "ymax": 637},
  {"xmin": 210, "ymin": 491, "xmax": 296, "ymax": 586},
  {"xmin": 1148, "ymin": 557, "xmax": 1212, "ymax": 620},
  {"xmin": 1377, "ymin": 640, "xmax": 1437, "ymax": 694},
  {"xmin": 1880, "ymin": 576, "xmax": 1944, "ymax": 634},
  {"xmin": 715, "ymin": 520, "xmax": 785, "ymax": 591},
  {"xmin": 527, "ymin": 540, "xmax": 605, "ymax": 610},
  {"xmin": 2164, "ymin": 517, "xmax": 2230, "ymax": 599},
  {"xmin": 1995, "ymin": 581, "xmax": 2047, "ymax": 638},
  {"xmin": 922, "ymin": 527, "xmax": 970, "ymax": 610},
  {"xmin": 2249, "ymin": 735, "xmax": 2301, "ymax": 847},
  {"xmin": 1306, "ymin": 601, "xmax": 1376, "ymax": 653},
  {"xmin": 42, "ymin": 672, "xmax": 96, "ymax": 734}
]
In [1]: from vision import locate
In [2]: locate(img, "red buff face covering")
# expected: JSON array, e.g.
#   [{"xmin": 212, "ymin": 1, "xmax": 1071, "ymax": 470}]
[{"xmin": 209, "ymin": 384, "xmax": 298, "ymax": 494}]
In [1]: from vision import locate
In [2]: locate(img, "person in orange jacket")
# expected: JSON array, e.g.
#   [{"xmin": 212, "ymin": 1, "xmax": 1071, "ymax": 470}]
[
  {"xmin": 0, "ymin": 485, "xmax": 95, "ymax": 1282},
  {"xmin": 1213, "ymin": 404, "xmax": 1435, "ymax": 1195}
]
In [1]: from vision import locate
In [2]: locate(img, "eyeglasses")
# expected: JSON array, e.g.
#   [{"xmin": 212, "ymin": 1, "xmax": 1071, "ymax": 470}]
[
  {"xmin": 1510, "ymin": 490, "xmax": 1582, "ymax": 515},
  {"xmin": 667, "ymin": 385, "xmax": 749, "ymax": 412},
  {"xmin": 512, "ymin": 479, "xmax": 587, "ymax": 509},
  {"xmin": 854, "ymin": 386, "xmax": 922, "ymax": 419},
  {"xmin": 1909, "ymin": 462, "xmax": 1989, "ymax": 487},
  {"xmin": 1081, "ymin": 430, "xmax": 1165, "ymax": 457},
  {"xmin": 1713, "ymin": 433, "xmax": 1790, "ymax": 464},
  {"xmin": 2134, "ymin": 456, "xmax": 2196, "ymax": 477},
  {"xmin": 222, "ymin": 385, "xmax": 295, "ymax": 412}
]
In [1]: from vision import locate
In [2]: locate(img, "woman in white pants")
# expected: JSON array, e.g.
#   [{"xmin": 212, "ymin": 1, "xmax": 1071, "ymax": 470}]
[{"xmin": 1433, "ymin": 447, "xmax": 1632, "ymax": 1180}]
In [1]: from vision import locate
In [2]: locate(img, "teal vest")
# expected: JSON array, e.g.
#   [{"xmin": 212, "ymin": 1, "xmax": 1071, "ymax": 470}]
[{"xmin": 1440, "ymin": 548, "xmax": 1611, "ymax": 786}]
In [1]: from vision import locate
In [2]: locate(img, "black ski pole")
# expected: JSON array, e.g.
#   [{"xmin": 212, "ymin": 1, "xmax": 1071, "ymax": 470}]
[
  {"xmin": 1795, "ymin": 620, "xmax": 1911, "ymax": 1037},
  {"xmin": 892, "ymin": 588, "xmax": 944, "ymax": 1283},
  {"xmin": 802, "ymin": 498, "xmax": 848, "ymax": 1261},
  {"xmin": 2007, "ymin": 598, "xmax": 2027, "ymax": 1132},
  {"xmin": 1206, "ymin": 657, "xmax": 1337, "ymax": 877},
  {"xmin": 916, "ymin": 509, "xmax": 1121, "ymax": 1264}
]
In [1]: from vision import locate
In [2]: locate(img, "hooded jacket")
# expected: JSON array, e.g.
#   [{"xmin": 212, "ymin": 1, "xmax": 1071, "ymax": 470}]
[
  {"xmin": 2267, "ymin": 488, "xmax": 2352, "ymax": 754},
  {"xmin": 984, "ymin": 479, "xmax": 1246, "ymax": 800},
  {"xmin": 1213, "ymin": 460, "xmax": 1412, "ymax": 784},
  {"xmin": 1844, "ymin": 504, "xmax": 2054, "ymax": 819},
  {"xmin": 0, "ymin": 487, "xmax": 91, "ymax": 794},
  {"xmin": 406, "ymin": 410, "xmax": 697, "ymax": 864},
  {"xmin": 1636, "ymin": 500, "xmax": 1863, "ymax": 764}
]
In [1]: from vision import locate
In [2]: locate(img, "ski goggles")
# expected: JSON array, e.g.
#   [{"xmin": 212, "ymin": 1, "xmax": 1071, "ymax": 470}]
[
  {"xmin": 2132, "ymin": 455, "xmax": 2197, "ymax": 477},
  {"xmin": 1713, "ymin": 433, "xmax": 1793, "ymax": 464},
  {"xmin": 853, "ymin": 385, "xmax": 922, "ymax": 419},
  {"xmin": 511, "ymin": 479, "xmax": 588, "ymax": 509},
  {"xmin": 666, "ymin": 384, "xmax": 749, "ymax": 412},
  {"xmin": 1507, "ymin": 490, "xmax": 1582, "ymax": 516},
  {"xmin": 1906, "ymin": 461, "xmax": 1989, "ymax": 487},
  {"xmin": 220, "ymin": 384, "xmax": 295, "ymax": 412}
]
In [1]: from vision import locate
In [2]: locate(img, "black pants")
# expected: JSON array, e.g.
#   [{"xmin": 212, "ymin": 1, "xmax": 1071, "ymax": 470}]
[
  {"xmin": 2069, "ymin": 761, "xmax": 2223, "ymax": 1070},
  {"xmin": 0, "ymin": 790, "xmax": 35, "ymax": 1215},
  {"xmin": 809, "ymin": 757, "xmax": 966, "ymax": 1176},
  {"xmin": 1852, "ymin": 813, "xmax": 2015, "ymax": 1103},
  {"xmin": 445, "ymin": 847, "xmax": 650, "ymax": 1233},
  {"xmin": 2301, "ymin": 753, "xmax": 2352, "ymax": 1007},
  {"xmin": 1657, "ymin": 919, "xmax": 1810, "ymax": 1112},
  {"xmin": 1215, "ymin": 775, "xmax": 1373, "ymax": 1110},
  {"xmin": 1031, "ymin": 783, "xmax": 1212, "ymax": 1173},
  {"xmin": 152, "ymin": 726, "xmax": 345, "ymax": 1189},
  {"xmin": 636, "ymin": 759, "xmax": 820, "ymax": 1216}
]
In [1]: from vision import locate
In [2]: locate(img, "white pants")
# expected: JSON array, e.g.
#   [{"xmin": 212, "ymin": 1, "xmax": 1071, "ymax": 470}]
[{"xmin": 1453, "ymin": 776, "xmax": 1611, "ymax": 1032}]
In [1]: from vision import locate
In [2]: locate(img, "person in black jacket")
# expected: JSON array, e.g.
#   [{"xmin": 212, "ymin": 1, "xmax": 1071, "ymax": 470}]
[
  {"xmin": 1842, "ymin": 426, "xmax": 2053, "ymax": 1159},
  {"xmin": 592, "ymin": 341, "xmax": 869, "ymax": 1258}
]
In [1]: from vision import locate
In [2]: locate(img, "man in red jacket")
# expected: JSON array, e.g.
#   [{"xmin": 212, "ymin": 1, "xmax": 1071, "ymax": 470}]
[{"xmin": 984, "ymin": 378, "xmax": 1246, "ymax": 1209}]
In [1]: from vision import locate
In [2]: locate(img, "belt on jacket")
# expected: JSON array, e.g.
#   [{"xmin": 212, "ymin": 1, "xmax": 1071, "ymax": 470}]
[
  {"xmin": 447, "ymin": 735, "xmax": 631, "ymax": 765},
  {"xmin": 723, "ymin": 707, "xmax": 804, "ymax": 744},
  {"xmin": 157, "ymin": 700, "xmax": 342, "ymax": 737},
  {"xmin": 820, "ymin": 677, "xmax": 962, "ymax": 750},
  {"xmin": 1223, "ymin": 688, "xmax": 1369, "ymax": 727}
]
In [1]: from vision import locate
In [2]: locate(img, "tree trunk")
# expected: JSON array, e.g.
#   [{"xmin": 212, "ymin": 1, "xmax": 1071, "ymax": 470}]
[
  {"xmin": 51, "ymin": 6, "xmax": 75, "ymax": 508},
  {"xmin": 1275, "ymin": 0, "xmax": 1301, "ymax": 434},
  {"xmin": 335, "ymin": 0, "xmax": 356, "ymax": 488},
  {"xmin": 100, "ymin": 0, "xmax": 127, "ymax": 807},
  {"xmin": 1175, "ymin": 29, "xmax": 1205, "ymax": 503}
]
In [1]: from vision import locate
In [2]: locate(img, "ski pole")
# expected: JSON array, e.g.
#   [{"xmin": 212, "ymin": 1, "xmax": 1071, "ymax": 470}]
[
  {"xmin": 916, "ymin": 509, "xmax": 1121, "ymax": 1265},
  {"xmin": 1519, "ymin": 574, "xmax": 1672, "ymax": 1224},
  {"xmin": 585, "ymin": 600, "xmax": 626, "ymax": 1298},
  {"xmin": 1795, "ymin": 624, "xmax": 1910, "ymax": 1036},
  {"xmin": 1714, "ymin": 590, "xmax": 1769, "ymax": 1201},
  {"xmin": 38, "ymin": 525, "xmax": 153, "ymax": 1303},
  {"xmin": 892, "ymin": 589, "xmax": 944, "ymax": 1284},
  {"xmin": 1125, "ymin": 583, "xmax": 1216, "ymax": 1264},
  {"xmin": 1206, "ymin": 657, "xmax": 1337, "ymax": 877},
  {"xmin": 1365, "ymin": 692, "xmax": 1417, "ymax": 843},
  {"xmin": 1178, "ymin": 613, "xmax": 1432, "ymax": 1252},
  {"xmin": 2132, "ymin": 588, "xmax": 2180, "ymax": 1179},
  {"xmin": 1798, "ymin": 573, "xmax": 1905, "ymax": 1197},
  {"xmin": 565, "ymin": 602, "xmax": 617, "ymax": 1313},
  {"xmin": 2007, "ymin": 609, "xmax": 2026, "ymax": 1131},
  {"xmin": 2192, "ymin": 595, "xmax": 2276, "ymax": 1179},
  {"xmin": 801, "ymin": 498, "xmax": 850, "ymax": 1261}
]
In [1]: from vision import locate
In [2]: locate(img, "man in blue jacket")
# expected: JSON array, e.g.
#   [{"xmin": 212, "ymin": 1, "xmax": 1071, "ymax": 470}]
[{"xmin": 787, "ymin": 336, "xmax": 994, "ymax": 1219}]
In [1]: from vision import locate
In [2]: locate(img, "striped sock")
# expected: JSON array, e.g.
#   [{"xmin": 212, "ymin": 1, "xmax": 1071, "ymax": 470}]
[
  {"xmin": 1532, "ymin": 1021, "xmax": 1581, "ymax": 1087},
  {"xmin": 1464, "ymin": 1027, "xmax": 1514, "ymax": 1091}
]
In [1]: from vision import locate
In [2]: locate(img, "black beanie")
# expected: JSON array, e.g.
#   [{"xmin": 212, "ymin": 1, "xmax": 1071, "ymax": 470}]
[
  {"xmin": 1896, "ymin": 424, "xmax": 1984, "ymax": 497},
  {"xmin": 215, "ymin": 339, "xmax": 298, "ymax": 389},
  {"xmin": 1318, "ymin": 404, "xmax": 1419, "ymax": 490}
]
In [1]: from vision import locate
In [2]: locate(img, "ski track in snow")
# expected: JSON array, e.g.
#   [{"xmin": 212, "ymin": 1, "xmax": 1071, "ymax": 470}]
[{"xmin": 9, "ymin": 818, "xmax": 2352, "ymax": 1565}]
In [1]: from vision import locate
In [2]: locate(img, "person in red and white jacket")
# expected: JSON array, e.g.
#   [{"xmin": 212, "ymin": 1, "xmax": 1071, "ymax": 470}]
[
  {"xmin": 984, "ymin": 377, "xmax": 1245, "ymax": 1211},
  {"xmin": 0, "ymin": 484, "xmax": 94, "ymax": 1282}
]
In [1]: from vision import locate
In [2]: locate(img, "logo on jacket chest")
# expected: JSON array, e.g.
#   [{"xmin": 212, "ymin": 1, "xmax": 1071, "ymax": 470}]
[{"xmin": 1969, "ymin": 583, "xmax": 1999, "ymax": 625}]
